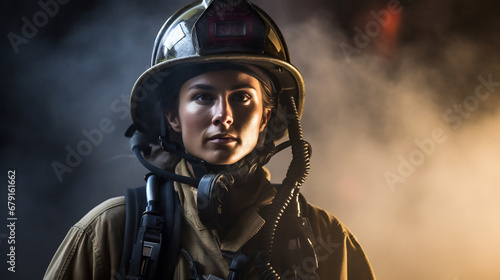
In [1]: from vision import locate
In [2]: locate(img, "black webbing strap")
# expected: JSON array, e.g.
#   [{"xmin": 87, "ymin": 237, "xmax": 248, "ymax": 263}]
[
  {"xmin": 162, "ymin": 179, "xmax": 182, "ymax": 279},
  {"xmin": 120, "ymin": 179, "xmax": 182, "ymax": 279},
  {"xmin": 120, "ymin": 186, "xmax": 146, "ymax": 274}
]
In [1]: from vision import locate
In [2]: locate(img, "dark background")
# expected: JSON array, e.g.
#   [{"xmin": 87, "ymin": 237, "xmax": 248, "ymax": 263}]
[{"xmin": 2, "ymin": 0, "xmax": 500, "ymax": 279}]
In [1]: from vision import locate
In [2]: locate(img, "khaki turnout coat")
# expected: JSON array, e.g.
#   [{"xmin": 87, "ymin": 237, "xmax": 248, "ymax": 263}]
[{"xmin": 45, "ymin": 160, "xmax": 376, "ymax": 280}]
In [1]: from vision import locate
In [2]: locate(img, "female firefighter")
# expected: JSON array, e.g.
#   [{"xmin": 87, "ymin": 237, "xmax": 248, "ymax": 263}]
[{"xmin": 45, "ymin": 0, "xmax": 376, "ymax": 279}]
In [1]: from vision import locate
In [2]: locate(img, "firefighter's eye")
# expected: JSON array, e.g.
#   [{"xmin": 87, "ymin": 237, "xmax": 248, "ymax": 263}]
[
  {"xmin": 194, "ymin": 93, "xmax": 214, "ymax": 103},
  {"xmin": 231, "ymin": 92, "xmax": 251, "ymax": 103}
]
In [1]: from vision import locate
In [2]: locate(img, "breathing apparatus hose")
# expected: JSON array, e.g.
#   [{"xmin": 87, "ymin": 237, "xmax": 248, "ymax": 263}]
[
  {"xmin": 130, "ymin": 131, "xmax": 199, "ymax": 186},
  {"xmin": 256, "ymin": 95, "xmax": 311, "ymax": 280}
]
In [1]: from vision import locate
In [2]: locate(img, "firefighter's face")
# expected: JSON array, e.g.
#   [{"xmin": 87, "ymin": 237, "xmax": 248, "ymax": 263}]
[{"xmin": 166, "ymin": 70, "xmax": 271, "ymax": 165}]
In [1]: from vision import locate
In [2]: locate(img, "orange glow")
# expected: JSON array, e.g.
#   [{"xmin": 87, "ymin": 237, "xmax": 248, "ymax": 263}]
[{"xmin": 378, "ymin": 10, "xmax": 401, "ymax": 58}]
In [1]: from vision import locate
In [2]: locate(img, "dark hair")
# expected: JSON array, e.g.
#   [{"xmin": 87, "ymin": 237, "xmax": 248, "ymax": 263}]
[{"xmin": 259, "ymin": 78, "xmax": 275, "ymax": 111}]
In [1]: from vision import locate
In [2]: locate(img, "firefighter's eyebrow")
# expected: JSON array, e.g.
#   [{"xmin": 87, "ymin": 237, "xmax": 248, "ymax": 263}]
[
  {"xmin": 188, "ymin": 84, "xmax": 256, "ymax": 91},
  {"xmin": 229, "ymin": 84, "xmax": 256, "ymax": 91},
  {"xmin": 188, "ymin": 84, "xmax": 215, "ymax": 91}
]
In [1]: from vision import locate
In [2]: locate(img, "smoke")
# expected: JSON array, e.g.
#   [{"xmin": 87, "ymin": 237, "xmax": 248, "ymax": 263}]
[
  {"xmin": 261, "ymin": 2, "xmax": 500, "ymax": 279},
  {"xmin": 2, "ymin": 1, "xmax": 188, "ymax": 279},
  {"xmin": 2, "ymin": 0, "xmax": 500, "ymax": 279}
]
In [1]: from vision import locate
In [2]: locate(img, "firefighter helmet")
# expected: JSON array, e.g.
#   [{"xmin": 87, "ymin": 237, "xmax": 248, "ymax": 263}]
[{"xmin": 130, "ymin": 0, "xmax": 305, "ymax": 143}]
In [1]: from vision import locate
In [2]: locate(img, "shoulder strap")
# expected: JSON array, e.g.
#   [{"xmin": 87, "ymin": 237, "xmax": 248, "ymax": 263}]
[
  {"xmin": 158, "ymin": 179, "xmax": 182, "ymax": 279},
  {"xmin": 297, "ymin": 192, "xmax": 317, "ymax": 248},
  {"xmin": 270, "ymin": 191, "xmax": 320, "ymax": 279},
  {"xmin": 120, "ymin": 185, "xmax": 147, "ymax": 273},
  {"xmin": 120, "ymin": 180, "xmax": 182, "ymax": 280}
]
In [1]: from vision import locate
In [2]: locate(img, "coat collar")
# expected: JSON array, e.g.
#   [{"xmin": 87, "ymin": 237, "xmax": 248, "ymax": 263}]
[{"xmin": 173, "ymin": 159, "xmax": 276, "ymax": 253}]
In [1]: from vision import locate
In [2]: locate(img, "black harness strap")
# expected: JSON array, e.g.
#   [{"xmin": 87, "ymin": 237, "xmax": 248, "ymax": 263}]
[
  {"xmin": 120, "ymin": 179, "xmax": 182, "ymax": 279},
  {"xmin": 163, "ymin": 179, "xmax": 182, "ymax": 279},
  {"xmin": 267, "ymin": 191, "xmax": 320, "ymax": 279},
  {"xmin": 120, "ymin": 186, "xmax": 146, "ymax": 272}
]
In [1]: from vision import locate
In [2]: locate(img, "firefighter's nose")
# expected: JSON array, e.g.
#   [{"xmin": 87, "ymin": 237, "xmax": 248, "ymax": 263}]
[{"xmin": 212, "ymin": 100, "xmax": 233, "ymax": 129}]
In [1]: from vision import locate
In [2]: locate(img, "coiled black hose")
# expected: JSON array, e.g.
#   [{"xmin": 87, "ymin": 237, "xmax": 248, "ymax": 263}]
[{"xmin": 256, "ymin": 95, "xmax": 311, "ymax": 279}]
